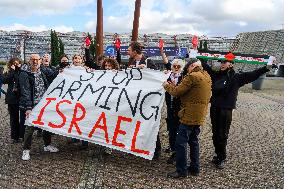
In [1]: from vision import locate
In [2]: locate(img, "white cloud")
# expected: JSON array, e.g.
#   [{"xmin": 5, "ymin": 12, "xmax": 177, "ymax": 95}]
[
  {"xmin": 0, "ymin": 23, "xmax": 74, "ymax": 33},
  {"xmin": 238, "ymin": 21, "xmax": 248, "ymax": 27},
  {"xmin": 1, "ymin": 0, "xmax": 284, "ymax": 36},
  {"xmin": 0, "ymin": 0, "xmax": 94, "ymax": 16},
  {"xmin": 84, "ymin": 0, "xmax": 284, "ymax": 36}
]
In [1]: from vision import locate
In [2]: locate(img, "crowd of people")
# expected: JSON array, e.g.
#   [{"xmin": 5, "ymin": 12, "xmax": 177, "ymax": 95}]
[{"xmin": 0, "ymin": 41, "xmax": 277, "ymax": 179}]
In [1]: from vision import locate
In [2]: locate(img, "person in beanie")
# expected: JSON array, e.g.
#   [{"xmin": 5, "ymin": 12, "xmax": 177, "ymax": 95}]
[
  {"xmin": 163, "ymin": 58, "xmax": 212, "ymax": 178},
  {"xmin": 201, "ymin": 53, "xmax": 277, "ymax": 169}
]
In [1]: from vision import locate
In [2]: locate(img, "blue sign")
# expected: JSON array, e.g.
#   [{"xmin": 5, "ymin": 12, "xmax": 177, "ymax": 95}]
[{"xmin": 105, "ymin": 46, "xmax": 188, "ymax": 58}]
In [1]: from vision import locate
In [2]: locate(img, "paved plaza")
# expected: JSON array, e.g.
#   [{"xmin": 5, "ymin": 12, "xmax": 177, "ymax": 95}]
[{"xmin": 0, "ymin": 79, "xmax": 283, "ymax": 189}]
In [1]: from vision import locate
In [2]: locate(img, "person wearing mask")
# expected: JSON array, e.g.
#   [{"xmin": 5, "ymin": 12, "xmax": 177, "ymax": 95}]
[
  {"xmin": 163, "ymin": 58, "xmax": 212, "ymax": 178},
  {"xmin": 58, "ymin": 54, "xmax": 70, "ymax": 70},
  {"xmin": 20, "ymin": 54, "xmax": 59, "ymax": 161},
  {"xmin": 1, "ymin": 58, "xmax": 22, "ymax": 143}
]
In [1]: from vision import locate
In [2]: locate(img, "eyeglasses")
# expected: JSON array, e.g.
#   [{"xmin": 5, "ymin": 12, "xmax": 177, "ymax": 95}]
[
  {"xmin": 31, "ymin": 58, "xmax": 40, "ymax": 61},
  {"xmin": 173, "ymin": 65, "xmax": 181, "ymax": 69}
]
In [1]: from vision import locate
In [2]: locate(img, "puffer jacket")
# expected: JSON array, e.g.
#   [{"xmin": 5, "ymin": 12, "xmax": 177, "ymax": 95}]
[{"xmin": 164, "ymin": 67, "xmax": 212, "ymax": 126}]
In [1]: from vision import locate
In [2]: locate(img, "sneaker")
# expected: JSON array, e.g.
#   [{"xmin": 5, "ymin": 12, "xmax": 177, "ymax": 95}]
[
  {"xmin": 167, "ymin": 171, "xmax": 188, "ymax": 179},
  {"xmin": 44, "ymin": 145, "xmax": 59, "ymax": 153},
  {"xmin": 216, "ymin": 160, "xmax": 225, "ymax": 169},
  {"xmin": 22, "ymin": 150, "xmax": 30, "ymax": 161}
]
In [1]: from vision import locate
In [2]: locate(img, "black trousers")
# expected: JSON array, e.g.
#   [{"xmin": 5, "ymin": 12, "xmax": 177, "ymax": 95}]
[
  {"xmin": 23, "ymin": 126, "xmax": 52, "ymax": 150},
  {"xmin": 19, "ymin": 108, "xmax": 26, "ymax": 138},
  {"xmin": 166, "ymin": 105, "xmax": 179, "ymax": 152},
  {"xmin": 155, "ymin": 134, "xmax": 161, "ymax": 155},
  {"xmin": 210, "ymin": 106, "xmax": 232, "ymax": 161},
  {"xmin": 8, "ymin": 104, "xmax": 20, "ymax": 140}
]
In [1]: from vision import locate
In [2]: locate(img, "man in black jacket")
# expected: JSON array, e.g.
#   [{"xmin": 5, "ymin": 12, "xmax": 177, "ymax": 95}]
[
  {"xmin": 201, "ymin": 54, "xmax": 276, "ymax": 169},
  {"xmin": 19, "ymin": 54, "xmax": 59, "ymax": 161},
  {"xmin": 127, "ymin": 41, "xmax": 157, "ymax": 70}
]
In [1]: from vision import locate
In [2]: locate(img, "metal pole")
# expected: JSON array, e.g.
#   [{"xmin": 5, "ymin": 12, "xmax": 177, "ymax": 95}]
[
  {"xmin": 131, "ymin": 0, "xmax": 141, "ymax": 42},
  {"xmin": 96, "ymin": 0, "xmax": 104, "ymax": 58}
]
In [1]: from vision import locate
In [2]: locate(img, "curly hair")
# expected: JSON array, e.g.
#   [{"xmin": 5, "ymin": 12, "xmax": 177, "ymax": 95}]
[{"xmin": 102, "ymin": 58, "xmax": 120, "ymax": 70}]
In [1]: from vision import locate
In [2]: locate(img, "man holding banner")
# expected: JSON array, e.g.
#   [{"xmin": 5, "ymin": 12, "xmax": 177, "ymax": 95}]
[
  {"xmin": 163, "ymin": 58, "xmax": 212, "ymax": 178},
  {"xmin": 20, "ymin": 54, "xmax": 59, "ymax": 161}
]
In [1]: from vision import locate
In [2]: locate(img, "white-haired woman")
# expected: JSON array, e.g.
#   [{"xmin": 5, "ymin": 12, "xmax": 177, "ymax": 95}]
[{"xmin": 164, "ymin": 58, "xmax": 184, "ymax": 164}]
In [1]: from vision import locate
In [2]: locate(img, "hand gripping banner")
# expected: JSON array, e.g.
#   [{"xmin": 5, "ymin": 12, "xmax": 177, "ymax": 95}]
[{"xmin": 26, "ymin": 67, "xmax": 168, "ymax": 160}]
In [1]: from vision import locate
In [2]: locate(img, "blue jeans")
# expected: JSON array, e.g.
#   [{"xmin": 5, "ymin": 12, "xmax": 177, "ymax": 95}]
[{"xmin": 175, "ymin": 124, "xmax": 200, "ymax": 174}]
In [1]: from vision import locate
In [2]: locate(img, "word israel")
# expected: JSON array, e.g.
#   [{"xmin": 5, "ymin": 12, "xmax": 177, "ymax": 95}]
[{"xmin": 26, "ymin": 67, "xmax": 168, "ymax": 160}]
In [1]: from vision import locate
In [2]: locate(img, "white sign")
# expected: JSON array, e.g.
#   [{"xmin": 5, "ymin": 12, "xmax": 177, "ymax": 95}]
[{"xmin": 26, "ymin": 67, "xmax": 168, "ymax": 160}]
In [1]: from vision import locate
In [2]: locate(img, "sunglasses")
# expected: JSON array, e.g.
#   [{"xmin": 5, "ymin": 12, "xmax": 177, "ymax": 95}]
[{"xmin": 173, "ymin": 65, "xmax": 181, "ymax": 69}]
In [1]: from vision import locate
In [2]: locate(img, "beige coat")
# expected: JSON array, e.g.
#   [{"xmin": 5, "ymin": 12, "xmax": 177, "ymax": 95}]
[{"xmin": 164, "ymin": 67, "xmax": 212, "ymax": 126}]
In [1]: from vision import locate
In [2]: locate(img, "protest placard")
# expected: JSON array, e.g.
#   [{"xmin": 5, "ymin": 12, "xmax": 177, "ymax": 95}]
[{"xmin": 26, "ymin": 67, "xmax": 168, "ymax": 160}]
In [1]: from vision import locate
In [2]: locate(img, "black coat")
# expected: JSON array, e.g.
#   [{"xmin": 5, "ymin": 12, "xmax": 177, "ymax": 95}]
[
  {"xmin": 128, "ymin": 56, "xmax": 158, "ymax": 70},
  {"xmin": 85, "ymin": 48, "xmax": 101, "ymax": 69},
  {"xmin": 18, "ymin": 68, "xmax": 49, "ymax": 110},
  {"xmin": 165, "ymin": 74, "xmax": 182, "ymax": 117},
  {"xmin": 2, "ymin": 69, "xmax": 20, "ymax": 104},
  {"xmin": 202, "ymin": 62, "xmax": 270, "ymax": 109}
]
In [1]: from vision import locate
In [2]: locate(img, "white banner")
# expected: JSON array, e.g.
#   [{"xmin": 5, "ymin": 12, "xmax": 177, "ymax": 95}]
[{"xmin": 26, "ymin": 67, "xmax": 168, "ymax": 160}]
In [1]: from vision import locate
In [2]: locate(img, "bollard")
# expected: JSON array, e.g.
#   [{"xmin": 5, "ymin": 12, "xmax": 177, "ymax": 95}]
[{"xmin": 252, "ymin": 74, "xmax": 265, "ymax": 90}]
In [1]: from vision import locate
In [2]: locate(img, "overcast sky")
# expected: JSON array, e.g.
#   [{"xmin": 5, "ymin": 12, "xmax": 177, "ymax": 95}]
[{"xmin": 0, "ymin": 0, "xmax": 283, "ymax": 37}]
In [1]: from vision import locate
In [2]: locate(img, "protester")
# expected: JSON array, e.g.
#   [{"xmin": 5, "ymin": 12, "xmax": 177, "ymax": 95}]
[
  {"xmin": 201, "ymin": 53, "xmax": 277, "ymax": 169},
  {"xmin": 164, "ymin": 59, "xmax": 184, "ymax": 164},
  {"xmin": 101, "ymin": 58, "xmax": 120, "ymax": 70},
  {"xmin": 67, "ymin": 53, "xmax": 89, "ymax": 149},
  {"xmin": 85, "ymin": 44, "xmax": 103, "ymax": 69},
  {"xmin": 58, "ymin": 54, "xmax": 70, "ymax": 70},
  {"xmin": 127, "ymin": 41, "xmax": 157, "ymax": 69},
  {"xmin": 42, "ymin": 54, "xmax": 51, "ymax": 67},
  {"xmin": 163, "ymin": 58, "xmax": 212, "ymax": 178},
  {"xmin": 1, "ymin": 58, "xmax": 23, "ymax": 143},
  {"xmin": 20, "ymin": 54, "xmax": 59, "ymax": 161}
]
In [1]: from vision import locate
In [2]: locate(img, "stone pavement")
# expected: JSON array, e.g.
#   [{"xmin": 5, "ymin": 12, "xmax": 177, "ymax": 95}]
[{"xmin": 0, "ymin": 82, "xmax": 283, "ymax": 189}]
